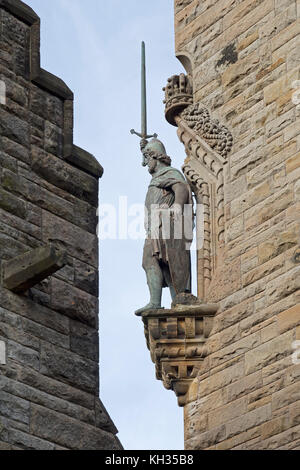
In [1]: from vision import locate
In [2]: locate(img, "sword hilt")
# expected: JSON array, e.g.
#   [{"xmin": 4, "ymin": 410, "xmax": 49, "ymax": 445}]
[{"xmin": 130, "ymin": 129, "xmax": 158, "ymax": 140}]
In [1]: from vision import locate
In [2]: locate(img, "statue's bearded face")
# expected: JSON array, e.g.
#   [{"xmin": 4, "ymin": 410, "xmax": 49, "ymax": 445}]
[{"xmin": 147, "ymin": 155, "xmax": 157, "ymax": 174}]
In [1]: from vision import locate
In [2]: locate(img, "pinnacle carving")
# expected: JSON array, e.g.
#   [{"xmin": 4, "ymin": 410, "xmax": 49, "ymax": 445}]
[{"xmin": 163, "ymin": 74, "xmax": 193, "ymax": 126}]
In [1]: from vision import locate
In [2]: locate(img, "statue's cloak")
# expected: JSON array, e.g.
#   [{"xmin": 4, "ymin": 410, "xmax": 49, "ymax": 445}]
[{"xmin": 144, "ymin": 166, "xmax": 193, "ymax": 294}]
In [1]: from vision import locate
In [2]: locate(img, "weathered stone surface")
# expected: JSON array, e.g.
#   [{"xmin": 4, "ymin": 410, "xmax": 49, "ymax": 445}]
[
  {"xmin": 70, "ymin": 319, "xmax": 98, "ymax": 360},
  {"xmin": 0, "ymin": 375, "xmax": 95, "ymax": 427},
  {"xmin": 74, "ymin": 259, "xmax": 98, "ymax": 295},
  {"xmin": 245, "ymin": 331, "xmax": 294, "ymax": 375},
  {"xmin": 0, "ymin": 390, "xmax": 29, "ymax": 425},
  {"xmin": 40, "ymin": 342, "xmax": 98, "ymax": 394},
  {"xmin": 0, "ymin": 288, "xmax": 69, "ymax": 335},
  {"xmin": 31, "ymin": 147, "xmax": 98, "ymax": 207},
  {"xmin": 42, "ymin": 211, "xmax": 98, "ymax": 267},
  {"xmin": 0, "ymin": 108, "xmax": 29, "ymax": 146},
  {"xmin": 30, "ymin": 405, "xmax": 120, "ymax": 450},
  {"xmin": 0, "ymin": 187, "xmax": 27, "ymax": 220},
  {"xmin": 50, "ymin": 278, "xmax": 98, "ymax": 327}
]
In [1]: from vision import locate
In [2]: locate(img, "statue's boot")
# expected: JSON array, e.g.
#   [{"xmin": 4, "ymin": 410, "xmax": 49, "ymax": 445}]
[{"xmin": 135, "ymin": 268, "xmax": 164, "ymax": 315}]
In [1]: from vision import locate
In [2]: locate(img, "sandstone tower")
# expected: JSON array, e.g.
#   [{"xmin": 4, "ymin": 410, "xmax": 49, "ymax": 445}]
[
  {"xmin": 174, "ymin": 0, "xmax": 300, "ymax": 450},
  {"xmin": 138, "ymin": 0, "xmax": 300, "ymax": 451},
  {"xmin": 0, "ymin": 0, "xmax": 121, "ymax": 450}
]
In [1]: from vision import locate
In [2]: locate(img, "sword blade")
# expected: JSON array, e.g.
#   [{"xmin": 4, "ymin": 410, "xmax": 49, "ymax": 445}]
[{"xmin": 141, "ymin": 41, "xmax": 147, "ymax": 138}]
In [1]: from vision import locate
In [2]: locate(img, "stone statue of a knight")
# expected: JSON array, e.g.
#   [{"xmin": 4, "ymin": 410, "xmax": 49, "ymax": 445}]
[
  {"xmin": 135, "ymin": 137, "xmax": 194, "ymax": 314},
  {"xmin": 130, "ymin": 42, "xmax": 194, "ymax": 314}
]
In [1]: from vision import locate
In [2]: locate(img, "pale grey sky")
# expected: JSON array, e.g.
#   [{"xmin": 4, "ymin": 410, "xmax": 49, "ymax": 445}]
[{"xmin": 25, "ymin": 0, "xmax": 194, "ymax": 450}]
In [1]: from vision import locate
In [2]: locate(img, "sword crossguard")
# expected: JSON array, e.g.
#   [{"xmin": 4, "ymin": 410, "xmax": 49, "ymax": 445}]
[{"xmin": 130, "ymin": 129, "xmax": 158, "ymax": 140}]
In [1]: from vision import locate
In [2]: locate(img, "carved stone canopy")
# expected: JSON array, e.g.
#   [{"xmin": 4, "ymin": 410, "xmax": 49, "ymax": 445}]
[
  {"xmin": 136, "ymin": 296, "xmax": 218, "ymax": 406},
  {"xmin": 163, "ymin": 74, "xmax": 193, "ymax": 126}
]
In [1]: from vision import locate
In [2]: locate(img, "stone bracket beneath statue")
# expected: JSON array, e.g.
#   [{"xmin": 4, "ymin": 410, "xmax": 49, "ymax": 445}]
[
  {"xmin": 137, "ymin": 302, "xmax": 218, "ymax": 407},
  {"xmin": 1, "ymin": 245, "xmax": 67, "ymax": 294}
]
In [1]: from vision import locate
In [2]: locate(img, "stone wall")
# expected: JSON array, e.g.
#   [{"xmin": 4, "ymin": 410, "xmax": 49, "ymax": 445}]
[
  {"xmin": 174, "ymin": 0, "xmax": 300, "ymax": 450},
  {"xmin": 0, "ymin": 0, "xmax": 121, "ymax": 450}
]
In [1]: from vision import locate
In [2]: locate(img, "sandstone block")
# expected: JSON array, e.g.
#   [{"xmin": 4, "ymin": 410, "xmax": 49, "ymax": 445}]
[
  {"xmin": 42, "ymin": 211, "xmax": 98, "ymax": 268},
  {"xmin": 185, "ymin": 425, "xmax": 226, "ymax": 450},
  {"xmin": 223, "ymin": 371, "xmax": 262, "ymax": 404},
  {"xmin": 74, "ymin": 259, "xmax": 98, "ymax": 296},
  {"xmin": 208, "ymin": 397, "xmax": 247, "ymax": 430},
  {"xmin": 9, "ymin": 363, "xmax": 95, "ymax": 410},
  {"xmin": 0, "ymin": 187, "xmax": 27, "ymax": 220},
  {"xmin": 199, "ymin": 361, "xmax": 244, "ymax": 398},
  {"xmin": 245, "ymin": 331, "xmax": 294, "ymax": 375},
  {"xmin": 210, "ymin": 331, "xmax": 261, "ymax": 369},
  {"xmin": 231, "ymin": 180, "xmax": 271, "ymax": 217},
  {"xmin": 277, "ymin": 304, "xmax": 300, "ymax": 334},
  {"xmin": 6, "ymin": 428, "xmax": 55, "ymax": 450},
  {"xmin": 40, "ymin": 342, "xmax": 98, "ymax": 394},
  {"xmin": 242, "ymin": 254, "xmax": 285, "ymax": 287},
  {"xmin": 286, "ymin": 152, "xmax": 300, "ymax": 173},
  {"xmin": 0, "ymin": 390, "xmax": 29, "ymax": 425},
  {"xmin": 266, "ymin": 109, "xmax": 295, "ymax": 138},
  {"xmin": 0, "ymin": 108, "xmax": 29, "ymax": 147},
  {"xmin": 290, "ymin": 400, "xmax": 300, "ymax": 427},
  {"xmin": 30, "ymin": 404, "xmax": 121, "ymax": 450},
  {"xmin": 222, "ymin": 51, "xmax": 260, "ymax": 88},
  {"xmin": 70, "ymin": 319, "xmax": 98, "ymax": 360},
  {"xmin": 0, "ymin": 289, "xmax": 69, "ymax": 335},
  {"xmin": 50, "ymin": 278, "xmax": 98, "ymax": 328},
  {"xmin": 273, "ymin": 381, "xmax": 300, "ymax": 411},
  {"xmin": 226, "ymin": 404, "xmax": 271, "ymax": 439},
  {"xmin": 264, "ymin": 68, "xmax": 299, "ymax": 105},
  {"xmin": 31, "ymin": 147, "xmax": 98, "ymax": 207}
]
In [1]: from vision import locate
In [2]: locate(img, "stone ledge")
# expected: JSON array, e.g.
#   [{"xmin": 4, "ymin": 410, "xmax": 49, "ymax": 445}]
[
  {"xmin": 0, "ymin": 0, "xmax": 38, "ymax": 25},
  {"xmin": 2, "ymin": 245, "xmax": 67, "ymax": 294},
  {"xmin": 138, "ymin": 301, "xmax": 218, "ymax": 406},
  {"xmin": 67, "ymin": 145, "xmax": 104, "ymax": 179}
]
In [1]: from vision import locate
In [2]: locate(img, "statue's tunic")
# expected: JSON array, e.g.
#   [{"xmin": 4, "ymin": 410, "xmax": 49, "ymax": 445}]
[{"xmin": 144, "ymin": 166, "xmax": 193, "ymax": 293}]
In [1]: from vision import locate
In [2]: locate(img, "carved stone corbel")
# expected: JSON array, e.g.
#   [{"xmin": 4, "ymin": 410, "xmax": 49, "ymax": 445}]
[
  {"xmin": 1, "ymin": 245, "xmax": 67, "ymax": 293},
  {"xmin": 163, "ymin": 74, "xmax": 233, "ymax": 301},
  {"xmin": 137, "ymin": 296, "xmax": 218, "ymax": 406}
]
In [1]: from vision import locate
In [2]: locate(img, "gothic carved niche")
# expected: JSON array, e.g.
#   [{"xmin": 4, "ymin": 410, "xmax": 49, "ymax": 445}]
[{"xmin": 163, "ymin": 73, "xmax": 233, "ymax": 301}]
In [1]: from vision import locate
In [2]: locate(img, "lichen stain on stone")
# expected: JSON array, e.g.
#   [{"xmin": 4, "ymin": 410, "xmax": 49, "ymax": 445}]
[{"xmin": 216, "ymin": 43, "xmax": 238, "ymax": 69}]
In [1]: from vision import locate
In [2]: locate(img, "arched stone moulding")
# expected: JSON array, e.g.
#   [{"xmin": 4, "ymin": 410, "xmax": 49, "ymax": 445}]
[{"xmin": 163, "ymin": 74, "xmax": 233, "ymax": 301}]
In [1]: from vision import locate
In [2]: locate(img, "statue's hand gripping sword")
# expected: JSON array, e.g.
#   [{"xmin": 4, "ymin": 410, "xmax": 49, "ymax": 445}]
[{"xmin": 130, "ymin": 42, "xmax": 157, "ymax": 144}]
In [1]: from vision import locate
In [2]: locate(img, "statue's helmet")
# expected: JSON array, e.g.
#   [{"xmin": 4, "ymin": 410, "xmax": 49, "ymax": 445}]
[{"xmin": 143, "ymin": 138, "xmax": 166, "ymax": 156}]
